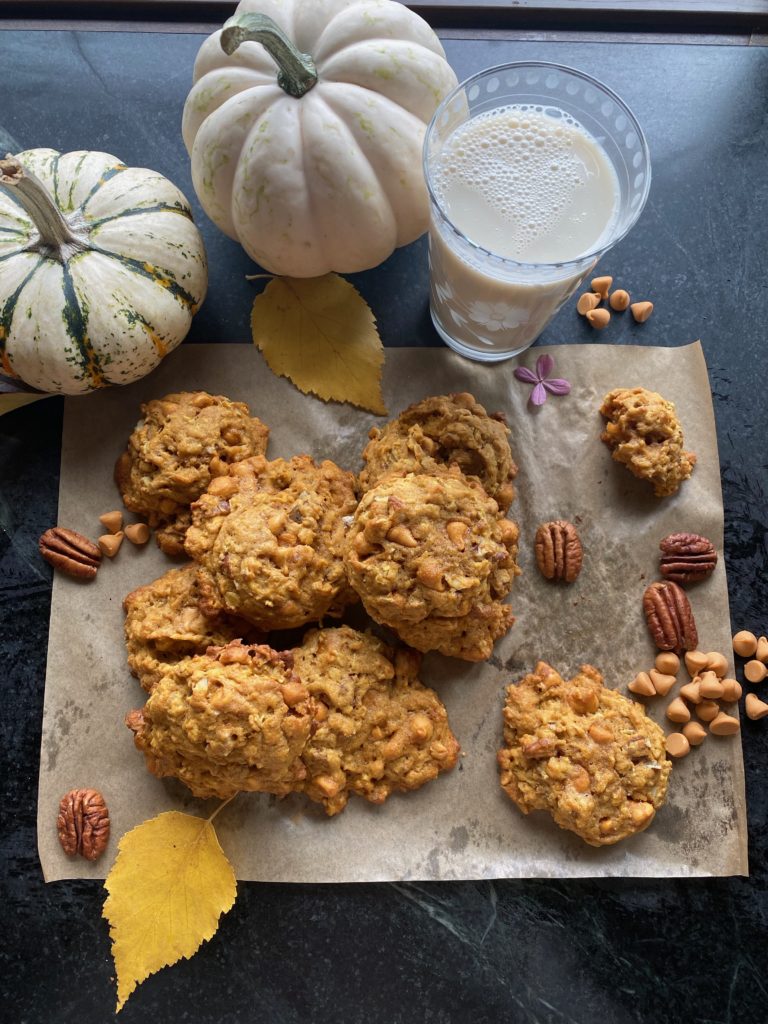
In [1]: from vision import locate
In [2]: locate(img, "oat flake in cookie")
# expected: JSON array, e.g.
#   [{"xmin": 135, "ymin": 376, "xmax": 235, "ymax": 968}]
[
  {"xmin": 115, "ymin": 391, "xmax": 270, "ymax": 556},
  {"xmin": 344, "ymin": 468, "xmax": 520, "ymax": 661},
  {"xmin": 359, "ymin": 392, "xmax": 517, "ymax": 511},
  {"xmin": 185, "ymin": 454, "xmax": 358, "ymax": 630},
  {"xmin": 599, "ymin": 386, "xmax": 696, "ymax": 498},
  {"xmin": 292, "ymin": 626, "xmax": 460, "ymax": 815},
  {"xmin": 497, "ymin": 662, "xmax": 671, "ymax": 846}
]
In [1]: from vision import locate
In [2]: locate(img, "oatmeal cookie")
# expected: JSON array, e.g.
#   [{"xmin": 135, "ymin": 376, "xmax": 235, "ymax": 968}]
[
  {"xmin": 497, "ymin": 662, "xmax": 671, "ymax": 846},
  {"xmin": 126, "ymin": 640, "xmax": 313, "ymax": 800},
  {"xmin": 115, "ymin": 391, "xmax": 269, "ymax": 556},
  {"xmin": 123, "ymin": 564, "xmax": 255, "ymax": 691},
  {"xmin": 292, "ymin": 626, "xmax": 460, "ymax": 815},
  {"xmin": 344, "ymin": 469, "xmax": 519, "ymax": 661},
  {"xmin": 359, "ymin": 392, "xmax": 517, "ymax": 511},
  {"xmin": 185, "ymin": 454, "xmax": 358, "ymax": 630},
  {"xmin": 599, "ymin": 386, "xmax": 696, "ymax": 498}
]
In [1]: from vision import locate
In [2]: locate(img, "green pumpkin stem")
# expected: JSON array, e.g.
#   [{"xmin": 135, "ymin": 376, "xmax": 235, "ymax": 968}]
[
  {"xmin": 0, "ymin": 157, "xmax": 85, "ymax": 258},
  {"xmin": 220, "ymin": 12, "xmax": 318, "ymax": 98}
]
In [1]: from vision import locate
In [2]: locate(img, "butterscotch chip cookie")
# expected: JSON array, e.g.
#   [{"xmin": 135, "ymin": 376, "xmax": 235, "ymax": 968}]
[
  {"xmin": 599, "ymin": 386, "xmax": 696, "ymax": 497},
  {"xmin": 292, "ymin": 626, "xmax": 460, "ymax": 815},
  {"xmin": 126, "ymin": 641, "xmax": 313, "ymax": 800},
  {"xmin": 123, "ymin": 564, "xmax": 254, "ymax": 691},
  {"xmin": 185, "ymin": 454, "xmax": 358, "ymax": 630},
  {"xmin": 359, "ymin": 392, "xmax": 517, "ymax": 511},
  {"xmin": 115, "ymin": 391, "xmax": 269, "ymax": 556},
  {"xmin": 344, "ymin": 469, "xmax": 519, "ymax": 661},
  {"xmin": 498, "ymin": 662, "xmax": 671, "ymax": 846}
]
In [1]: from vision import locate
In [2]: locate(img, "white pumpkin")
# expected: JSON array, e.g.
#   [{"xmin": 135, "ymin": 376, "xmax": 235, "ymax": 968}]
[
  {"xmin": 182, "ymin": 0, "xmax": 458, "ymax": 277},
  {"xmin": 0, "ymin": 149, "xmax": 207, "ymax": 394}
]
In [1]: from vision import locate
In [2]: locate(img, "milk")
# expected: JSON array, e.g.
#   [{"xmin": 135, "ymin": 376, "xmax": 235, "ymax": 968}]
[{"xmin": 428, "ymin": 105, "xmax": 621, "ymax": 359}]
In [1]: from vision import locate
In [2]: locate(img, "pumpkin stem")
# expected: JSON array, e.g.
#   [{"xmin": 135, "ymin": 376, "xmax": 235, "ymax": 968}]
[
  {"xmin": 0, "ymin": 157, "xmax": 86, "ymax": 259},
  {"xmin": 220, "ymin": 13, "xmax": 318, "ymax": 99}
]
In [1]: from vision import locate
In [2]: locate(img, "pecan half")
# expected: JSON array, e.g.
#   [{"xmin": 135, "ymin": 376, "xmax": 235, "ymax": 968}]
[
  {"xmin": 643, "ymin": 580, "xmax": 698, "ymax": 652},
  {"xmin": 534, "ymin": 520, "xmax": 583, "ymax": 583},
  {"xmin": 39, "ymin": 527, "xmax": 101, "ymax": 580},
  {"xmin": 57, "ymin": 788, "xmax": 110, "ymax": 861},
  {"xmin": 659, "ymin": 532, "xmax": 717, "ymax": 584}
]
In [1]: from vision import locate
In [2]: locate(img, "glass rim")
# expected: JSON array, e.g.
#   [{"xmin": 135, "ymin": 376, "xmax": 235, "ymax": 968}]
[{"xmin": 422, "ymin": 60, "xmax": 652, "ymax": 271}]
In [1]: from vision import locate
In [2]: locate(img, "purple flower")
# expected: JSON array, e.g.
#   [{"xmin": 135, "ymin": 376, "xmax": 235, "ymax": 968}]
[{"xmin": 514, "ymin": 353, "xmax": 571, "ymax": 407}]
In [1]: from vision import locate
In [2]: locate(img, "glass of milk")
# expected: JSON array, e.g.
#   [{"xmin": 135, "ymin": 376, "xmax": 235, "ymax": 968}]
[{"xmin": 423, "ymin": 63, "xmax": 651, "ymax": 361}]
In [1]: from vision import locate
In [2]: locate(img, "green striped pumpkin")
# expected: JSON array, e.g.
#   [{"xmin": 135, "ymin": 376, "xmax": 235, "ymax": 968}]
[{"xmin": 0, "ymin": 148, "xmax": 207, "ymax": 394}]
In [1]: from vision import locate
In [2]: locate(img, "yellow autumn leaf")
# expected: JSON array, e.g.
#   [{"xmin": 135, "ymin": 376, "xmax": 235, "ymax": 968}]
[
  {"xmin": 251, "ymin": 273, "xmax": 387, "ymax": 415},
  {"xmin": 102, "ymin": 810, "xmax": 237, "ymax": 1012}
]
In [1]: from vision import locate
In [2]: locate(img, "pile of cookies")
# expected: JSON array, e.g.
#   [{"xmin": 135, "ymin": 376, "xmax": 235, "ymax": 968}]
[{"xmin": 117, "ymin": 390, "xmax": 521, "ymax": 814}]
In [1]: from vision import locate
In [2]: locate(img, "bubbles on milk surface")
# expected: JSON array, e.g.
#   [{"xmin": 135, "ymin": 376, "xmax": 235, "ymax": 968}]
[{"xmin": 434, "ymin": 105, "xmax": 619, "ymax": 263}]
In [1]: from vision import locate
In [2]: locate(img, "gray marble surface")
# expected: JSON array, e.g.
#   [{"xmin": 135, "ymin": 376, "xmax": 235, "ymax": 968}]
[{"xmin": 1, "ymin": 27, "xmax": 768, "ymax": 1024}]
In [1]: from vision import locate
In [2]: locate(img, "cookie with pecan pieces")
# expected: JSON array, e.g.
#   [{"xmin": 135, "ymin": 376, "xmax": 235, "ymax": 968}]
[
  {"xmin": 115, "ymin": 391, "xmax": 269, "ymax": 556},
  {"xmin": 293, "ymin": 626, "xmax": 459, "ymax": 815},
  {"xmin": 498, "ymin": 662, "xmax": 671, "ymax": 846},
  {"xmin": 344, "ymin": 468, "xmax": 519, "ymax": 661},
  {"xmin": 126, "ymin": 641, "xmax": 313, "ymax": 800},
  {"xmin": 359, "ymin": 392, "xmax": 517, "ymax": 511},
  {"xmin": 185, "ymin": 454, "xmax": 358, "ymax": 630},
  {"xmin": 599, "ymin": 386, "xmax": 696, "ymax": 498}
]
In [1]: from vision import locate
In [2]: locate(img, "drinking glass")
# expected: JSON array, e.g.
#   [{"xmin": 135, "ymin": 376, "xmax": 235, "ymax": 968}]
[{"xmin": 423, "ymin": 62, "xmax": 651, "ymax": 362}]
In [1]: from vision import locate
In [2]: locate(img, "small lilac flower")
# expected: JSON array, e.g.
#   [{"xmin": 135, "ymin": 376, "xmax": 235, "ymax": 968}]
[{"xmin": 513, "ymin": 353, "xmax": 571, "ymax": 407}]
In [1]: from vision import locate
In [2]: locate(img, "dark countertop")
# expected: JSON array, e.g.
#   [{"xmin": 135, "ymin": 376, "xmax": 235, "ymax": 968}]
[{"xmin": 2, "ymin": 25, "xmax": 768, "ymax": 1024}]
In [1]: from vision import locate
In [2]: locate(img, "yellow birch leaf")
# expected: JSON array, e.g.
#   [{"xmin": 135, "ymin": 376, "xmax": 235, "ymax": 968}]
[
  {"xmin": 250, "ymin": 273, "xmax": 387, "ymax": 415},
  {"xmin": 102, "ymin": 810, "xmax": 237, "ymax": 1012}
]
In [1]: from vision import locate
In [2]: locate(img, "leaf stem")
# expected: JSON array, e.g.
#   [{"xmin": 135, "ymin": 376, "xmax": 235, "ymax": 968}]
[{"xmin": 207, "ymin": 792, "xmax": 239, "ymax": 824}]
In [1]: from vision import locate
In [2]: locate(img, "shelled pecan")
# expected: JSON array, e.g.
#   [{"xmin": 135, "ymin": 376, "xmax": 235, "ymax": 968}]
[
  {"xmin": 57, "ymin": 788, "xmax": 110, "ymax": 861},
  {"xmin": 39, "ymin": 527, "xmax": 101, "ymax": 580},
  {"xmin": 659, "ymin": 532, "xmax": 717, "ymax": 584},
  {"xmin": 642, "ymin": 580, "xmax": 698, "ymax": 652},
  {"xmin": 534, "ymin": 520, "xmax": 583, "ymax": 583}
]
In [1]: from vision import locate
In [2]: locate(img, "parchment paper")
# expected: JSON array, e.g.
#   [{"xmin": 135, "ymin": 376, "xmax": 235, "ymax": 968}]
[{"xmin": 37, "ymin": 342, "xmax": 747, "ymax": 881}]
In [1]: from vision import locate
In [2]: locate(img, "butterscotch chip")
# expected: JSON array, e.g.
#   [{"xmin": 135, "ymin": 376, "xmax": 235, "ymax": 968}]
[
  {"xmin": 698, "ymin": 672, "xmax": 724, "ymax": 699},
  {"xmin": 630, "ymin": 301, "xmax": 654, "ymax": 323},
  {"xmin": 666, "ymin": 697, "xmax": 690, "ymax": 724},
  {"xmin": 745, "ymin": 693, "xmax": 768, "ymax": 720},
  {"xmin": 649, "ymin": 669, "xmax": 676, "ymax": 696},
  {"xmin": 498, "ymin": 661, "xmax": 671, "ymax": 847},
  {"xmin": 609, "ymin": 289, "xmax": 630, "ymax": 311},
  {"xmin": 745, "ymin": 660, "xmax": 768, "ymax": 683},
  {"xmin": 682, "ymin": 721, "xmax": 707, "ymax": 746},
  {"xmin": 654, "ymin": 652, "xmax": 680, "ymax": 675},
  {"xmin": 292, "ymin": 627, "xmax": 459, "ymax": 815},
  {"xmin": 125, "ymin": 522, "xmax": 151, "ymax": 545},
  {"xmin": 600, "ymin": 387, "xmax": 696, "ymax": 497},
  {"xmin": 679, "ymin": 681, "xmax": 702, "ymax": 704},
  {"xmin": 709, "ymin": 712, "xmax": 740, "ymax": 736},
  {"xmin": 720, "ymin": 679, "xmax": 742, "ymax": 702},
  {"xmin": 696, "ymin": 700, "xmax": 720, "ymax": 723},
  {"xmin": 115, "ymin": 391, "xmax": 269, "ymax": 556},
  {"xmin": 344, "ymin": 469, "xmax": 519, "ymax": 661},
  {"xmin": 705, "ymin": 652, "xmax": 729, "ymax": 678},
  {"xmin": 732, "ymin": 631, "xmax": 757, "ymax": 658},
  {"xmin": 577, "ymin": 292, "xmax": 601, "ymax": 315},
  {"xmin": 99, "ymin": 511, "xmax": 123, "ymax": 534},
  {"xmin": 665, "ymin": 733, "xmax": 690, "ymax": 758},
  {"xmin": 591, "ymin": 275, "xmax": 613, "ymax": 298},
  {"xmin": 628, "ymin": 672, "xmax": 655, "ymax": 696},
  {"xmin": 358, "ymin": 392, "xmax": 517, "ymax": 513},
  {"xmin": 685, "ymin": 651, "xmax": 709, "ymax": 676},
  {"xmin": 756, "ymin": 636, "xmax": 768, "ymax": 663},
  {"xmin": 186, "ymin": 454, "xmax": 358, "ymax": 630},
  {"xmin": 98, "ymin": 532, "xmax": 124, "ymax": 558}
]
